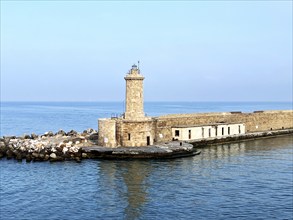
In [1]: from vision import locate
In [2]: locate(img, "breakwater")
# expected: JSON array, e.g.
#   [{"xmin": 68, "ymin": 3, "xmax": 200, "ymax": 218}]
[
  {"xmin": 0, "ymin": 129, "xmax": 98, "ymax": 162},
  {"xmin": 0, "ymin": 130, "xmax": 199, "ymax": 161},
  {"xmin": 1, "ymin": 128, "xmax": 292, "ymax": 162}
]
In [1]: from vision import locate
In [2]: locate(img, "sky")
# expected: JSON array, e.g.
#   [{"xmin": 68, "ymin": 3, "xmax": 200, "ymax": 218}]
[{"xmin": 1, "ymin": 1, "xmax": 292, "ymax": 102}]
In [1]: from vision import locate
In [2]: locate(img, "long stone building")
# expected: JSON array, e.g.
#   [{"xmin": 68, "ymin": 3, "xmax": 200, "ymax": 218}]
[{"xmin": 98, "ymin": 65, "xmax": 293, "ymax": 147}]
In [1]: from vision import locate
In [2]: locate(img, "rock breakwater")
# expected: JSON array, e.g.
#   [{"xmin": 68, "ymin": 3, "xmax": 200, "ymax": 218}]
[{"xmin": 0, "ymin": 129, "xmax": 98, "ymax": 162}]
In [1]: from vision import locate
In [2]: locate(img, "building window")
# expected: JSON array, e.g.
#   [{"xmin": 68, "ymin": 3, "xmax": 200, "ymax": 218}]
[
  {"xmin": 215, "ymin": 127, "xmax": 218, "ymax": 136},
  {"xmin": 209, "ymin": 128, "xmax": 211, "ymax": 137},
  {"xmin": 188, "ymin": 130, "xmax": 191, "ymax": 139},
  {"xmin": 128, "ymin": 133, "xmax": 131, "ymax": 140},
  {"xmin": 238, "ymin": 125, "xmax": 241, "ymax": 134},
  {"xmin": 228, "ymin": 127, "xmax": 230, "ymax": 135},
  {"xmin": 222, "ymin": 127, "xmax": 224, "ymax": 135},
  {"xmin": 175, "ymin": 130, "xmax": 180, "ymax": 137},
  {"xmin": 202, "ymin": 128, "xmax": 204, "ymax": 138}
]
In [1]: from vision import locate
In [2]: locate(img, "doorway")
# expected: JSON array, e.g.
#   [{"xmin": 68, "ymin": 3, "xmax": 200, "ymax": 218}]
[{"xmin": 147, "ymin": 136, "xmax": 150, "ymax": 145}]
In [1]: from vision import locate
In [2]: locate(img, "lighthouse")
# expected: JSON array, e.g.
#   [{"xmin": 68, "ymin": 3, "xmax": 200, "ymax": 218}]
[
  {"xmin": 98, "ymin": 63, "xmax": 154, "ymax": 147},
  {"xmin": 124, "ymin": 64, "xmax": 145, "ymax": 120}
]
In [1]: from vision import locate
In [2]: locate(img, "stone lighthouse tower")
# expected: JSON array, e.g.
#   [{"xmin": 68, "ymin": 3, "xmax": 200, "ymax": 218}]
[
  {"xmin": 124, "ymin": 64, "xmax": 145, "ymax": 120},
  {"xmin": 98, "ymin": 64, "xmax": 154, "ymax": 147}
]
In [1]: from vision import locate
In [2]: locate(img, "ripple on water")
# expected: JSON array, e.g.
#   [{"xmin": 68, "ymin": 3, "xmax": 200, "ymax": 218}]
[{"xmin": 1, "ymin": 135, "xmax": 293, "ymax": 220}]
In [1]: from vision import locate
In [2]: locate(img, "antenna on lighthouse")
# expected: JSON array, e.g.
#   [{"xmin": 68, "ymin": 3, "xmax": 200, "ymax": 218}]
[{"xmin": 138, "ymin": 60, "xmax": 140, "ymax": 69}]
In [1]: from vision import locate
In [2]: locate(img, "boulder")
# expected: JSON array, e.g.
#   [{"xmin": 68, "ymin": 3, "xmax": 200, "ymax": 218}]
[
  {"xmin": 88, "ymin": 133, "xmax": 99, "ymax": 140},
  {"xmin": 39, "ymin": 149, "xmax": 47, "ymax": 155},
  {"xmin": 16, "ymin": 153, "xmax": 23, "ymax": 161},
  {"xmin": 22, "ymin": 134, "xmax": 31, "ymax": 139},
  {"xmin": 86, "ymin": 128, "xmax": 94, "ymax": 134},
  {"xmin": 26, "ymin": 155, "xmax": 32, "ymax": 162},
  {"xmin": 31, "ymin": 133, "xmax": 38, "ymax": 139},
  {"xmin": 67, "ymin": 130, "xmax": 78, "ymax": 136},
  {"xmin": 81, "ymin": 153, "xmax": 88, "ymax": 158},
  {"xmin": 69, "ymin": 146, "xmax": 79, "ymax": 153},
  {"xmin": 55, "ymin": 151, "xmax": 63, "ymax": 157},
  {"xmin": 62, "ymin": 147, "xmax": 68, "ymax": 154},
  {"xmin": 56, "ymin": 145, "xmax": 63, "ymax": 152},
  {"xmin": 72, "ymin": 137, "xmax": 85, "ymax": 143},
  {"xmin": 44, "ymin": 154, "xmax": 50, "ymax": 161},
  {"xmin": 4, "ymin": 136, "xmax": 16, "ymax": 140},
  {"xmin": 6, "ymin": 150, "xmax": 14, "ymax": 159},
  {"xmin": 32, "ymin": 152, "xmax": 39, "ymax": 158},
  {"xmin": 19, "ymin": 146, "xmax": 27, "ymax": 152},
  {"xmin": 44, "ymin": 143, "xmax": 54, "ymax": 150},
  {"xmin": 50, "ymin": 153, "xmax": 57, "ymax": 159},
  {"xmin": 44, "ymin": 131, "xmax": 54, "ymax": 137},
  {"xmin": 8, "ymin": 144, "xmax": 14, "ymax": 150},
  {"xmin": 50, "ymin": 156, "xmax": 64, "ymax": 162},
  {"xmin": 0, "ymin": 143, "xmax": 7, "ymax": 155},
  {"xmin": 56, "ymin": 129, "xmax": 66, "ymax": 136},
  {"xmin": 48, "ymin": 131, "xmax": 54, "ymax": 137},
  {"xmin": 63, "ymin": 151, "xmax": 70, "ymax": 159},
  {"xmin": 3, "ymin": 137, "xmax": 11, "ymax": 147}
]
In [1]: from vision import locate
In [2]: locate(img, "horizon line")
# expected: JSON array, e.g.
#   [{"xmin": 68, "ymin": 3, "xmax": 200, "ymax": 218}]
[{"xmin": 1, "ymin": 100, "xmax": 292, "ymax": 103}]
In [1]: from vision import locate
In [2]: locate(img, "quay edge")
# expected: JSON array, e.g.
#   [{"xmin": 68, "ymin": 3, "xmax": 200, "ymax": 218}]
[{"xmin": 188, "ymin": 129, "xmax": 293, "ymax": 147}]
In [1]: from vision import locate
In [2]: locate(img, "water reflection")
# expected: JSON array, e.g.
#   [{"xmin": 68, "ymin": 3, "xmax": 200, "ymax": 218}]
[
  {"xmin": 99, "ymin": 160, "xmax": 151, "ymax": 219},
  {"xmin": 243, "ymin": 135, "xmax": 293, "ymax": 151},
  {"xmin": 197, "ymin": 135, "xmax": 292, "ymax": 160},
  {"xmin": 96, "ymin": 135, "xmax": 292, "ymax": 219}
]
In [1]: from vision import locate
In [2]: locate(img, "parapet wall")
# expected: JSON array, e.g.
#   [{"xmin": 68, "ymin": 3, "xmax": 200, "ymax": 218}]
[
  {"xmin": 98, "ymin": 118, "xmax": 117, "ymax": 147},
  {"xmin": 155, "ymin": 110, "xmax": 293, "ymax": 142}
]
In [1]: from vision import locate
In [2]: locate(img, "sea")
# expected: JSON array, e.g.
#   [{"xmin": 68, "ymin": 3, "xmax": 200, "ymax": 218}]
[{"xmin": 0, "ymin": 102, "xmax": 292, "ymax": 220}]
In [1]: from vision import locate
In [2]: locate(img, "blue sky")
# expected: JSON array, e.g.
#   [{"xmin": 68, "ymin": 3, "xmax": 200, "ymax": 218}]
[{"xmin": 1, "ymin": 1, "xmax": 292, "ymax": 102}]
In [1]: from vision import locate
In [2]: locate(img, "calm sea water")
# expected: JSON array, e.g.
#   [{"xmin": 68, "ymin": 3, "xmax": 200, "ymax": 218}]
[
  {"xmin": 0, "ymin": 102, "xmax": 293, "ymax": 220},
  {"xmin": 0, "ymin": 101, "xmax": 292, "ymax": 136}
]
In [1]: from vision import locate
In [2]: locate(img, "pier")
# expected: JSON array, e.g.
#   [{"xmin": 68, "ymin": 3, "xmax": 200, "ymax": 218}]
[{"xmin": 82, "ymin": 142, "xmax": 200, "ymax": 159}]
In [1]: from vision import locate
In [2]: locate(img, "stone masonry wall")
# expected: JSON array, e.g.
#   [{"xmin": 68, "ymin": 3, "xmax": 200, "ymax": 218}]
[
  {"xmin": 155, "ymin": 110, "xmax": 293, "ymax": 142},
  {"xmin": 97, "ymin": 110, "xmax": 292, "ymax": 147},
  {"xmin": 97, "ymin": 118, "xmax": 117, "ymax": 147},
  {"xmin": 124, "ymin": 79, "xmax": 144, "ymax": 120},
  {"xmin": 117, "ymin": 119, "xmax": 155, "ymax": 147}
]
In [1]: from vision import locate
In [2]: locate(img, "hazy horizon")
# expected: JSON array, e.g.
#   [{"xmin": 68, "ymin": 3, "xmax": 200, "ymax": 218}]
[
  {"xmin": 1, "ymin": 100, "xmax": 292, "ymax": 103},
  {"xmin": 1, "ymin": 1, "xmax": 292, "ymax": 102}
]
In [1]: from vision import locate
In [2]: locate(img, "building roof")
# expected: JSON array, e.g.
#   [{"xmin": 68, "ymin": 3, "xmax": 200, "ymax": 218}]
[{"xmin": 172, "ymin": 122, "xmax": 244, "ymax": 128}]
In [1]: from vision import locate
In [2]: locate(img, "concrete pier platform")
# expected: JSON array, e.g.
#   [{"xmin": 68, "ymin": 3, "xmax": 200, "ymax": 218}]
[{"xmin": 82, "ymin": 142, "xmax": 200, "ymax": 159}]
